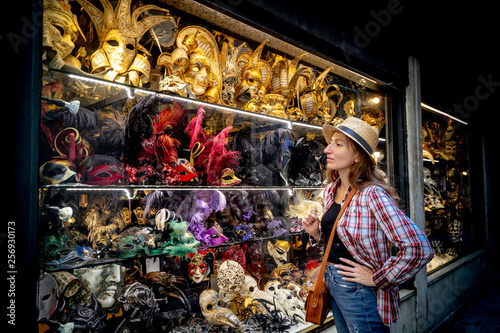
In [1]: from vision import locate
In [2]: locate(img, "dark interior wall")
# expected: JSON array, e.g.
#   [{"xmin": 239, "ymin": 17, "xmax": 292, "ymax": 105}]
[{"xmin": 199, "ymin": 0, "xmax": 414, "ymax": 89}]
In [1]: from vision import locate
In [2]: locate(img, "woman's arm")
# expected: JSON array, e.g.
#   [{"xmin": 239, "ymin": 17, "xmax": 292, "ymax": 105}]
[{"xmin": 368, "ymin": 186, "xmax": 433, "ymax": 291}]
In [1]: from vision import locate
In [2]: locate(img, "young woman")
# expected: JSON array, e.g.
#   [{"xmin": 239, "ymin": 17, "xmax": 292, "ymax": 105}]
[{"xmin": 302, "ymin": 117, "xmax": 433, "ymax": 332}]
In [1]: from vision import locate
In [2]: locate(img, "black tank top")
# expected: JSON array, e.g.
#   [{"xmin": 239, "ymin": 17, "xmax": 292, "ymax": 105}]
[{"xmin": 321, "ymin": 202, "xmax": 356, "ymax": 264}]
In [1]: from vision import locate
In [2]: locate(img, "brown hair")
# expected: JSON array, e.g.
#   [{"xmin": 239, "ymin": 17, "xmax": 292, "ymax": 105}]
[{"xmin": 326, "ymin": 135, "xmax": 400, "ymax": 205}]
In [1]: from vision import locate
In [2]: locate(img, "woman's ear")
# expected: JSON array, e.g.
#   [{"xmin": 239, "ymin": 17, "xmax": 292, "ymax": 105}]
[{"xmin": 354, "ymin": 151, "xmax": 361, "ymax": 164}]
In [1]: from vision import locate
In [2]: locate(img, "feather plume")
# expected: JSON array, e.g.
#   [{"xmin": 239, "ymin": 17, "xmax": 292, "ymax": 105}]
[
  {"xmin": 206, "ymin": 126, "xmax": 240, "ymax": 185},
  {"xmin": 154, "ymin": 134, "xmax": 180, "ymax": 168},
  {"xmin": 196, "ymin": 190, "xmax": 227, "ymax": 213},
  {"xmin": 83, "ymin": 195, "xmax": 125, "ymax": 248},
  {"xmin": 286, "ymin": 191, "xmax": 323, "ymax": 219},
  {"xmin": 153, "ymin": 103, "xmax": 187, "ymax": 136},
  {"xmin": 185, "ymin": 107, "xmax": 209, "ymax": 149},
  {"xmin": 169, "ymin": 220, "xmax": 189, "ymax": 235},
  {"xmin": 124, "ymin": 95, "xmax": 171, "ymax": 163},
  {"xmin": 163, "ymin": 220, "xmax": 199, "ymax": 256},
  {"xmin": 97, "ymin": 112, "xmax": 126, "ymax": 158},
  {"xmin": 42, "ymin": 106, "xmax": 99, "ymax": 133}
]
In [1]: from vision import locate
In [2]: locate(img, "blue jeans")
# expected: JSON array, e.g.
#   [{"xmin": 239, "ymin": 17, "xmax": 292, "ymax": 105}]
[{"xmin": 324, "ymin": 265, "xmax": 390, "ymax": 333}]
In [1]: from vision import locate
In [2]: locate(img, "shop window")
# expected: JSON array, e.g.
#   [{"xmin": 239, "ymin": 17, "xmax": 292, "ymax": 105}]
[
  {"xmin": 37, "ymin": 0, "xmax": 391, "ymax": 331},
  {"xmin": 422, "ymin": 105, "xmax": 473, "ymax": 273}
]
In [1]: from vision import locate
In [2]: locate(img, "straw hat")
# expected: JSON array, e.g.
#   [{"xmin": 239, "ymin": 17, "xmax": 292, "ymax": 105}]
[{"xmin": 322, "ymin": 116, "xmax": 379, "ymax": 163}]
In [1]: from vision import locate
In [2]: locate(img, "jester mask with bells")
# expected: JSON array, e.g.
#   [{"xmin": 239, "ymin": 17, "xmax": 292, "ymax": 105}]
[
  {"xmin": 298, "ymin": 66, "xmax": 343, "ymax": 125},
  {"xmin": 235, "ymin": 39, "xmax": 272, "ymax": 107},
  {"xmin": 246, "ymin": 53, "xmax": 309, "ymax": 119},
  {"xmin": 218, "ymin": 35, "xmax": 246, "ymax": 107},
  {"xmin": 161, "ymin": 26, "xmax": 222, "ymax": 103},
  {"xmin": 76, "ymin": 0, "xmax": 173, "ymax": 86}
]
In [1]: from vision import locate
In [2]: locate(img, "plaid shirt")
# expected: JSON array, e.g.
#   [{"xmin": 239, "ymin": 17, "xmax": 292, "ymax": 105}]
[{"xmin": 315, "ymin": 180, "xmax": 433, "ymax": 326}]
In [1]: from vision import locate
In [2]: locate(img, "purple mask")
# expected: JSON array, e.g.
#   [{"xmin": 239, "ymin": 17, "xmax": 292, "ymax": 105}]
[{"xmin": 205, "ymin": 223, "xmax": 228, "ymax": 246}]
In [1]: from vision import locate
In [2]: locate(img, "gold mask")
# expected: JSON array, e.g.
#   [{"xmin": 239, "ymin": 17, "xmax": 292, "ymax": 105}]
[
  {"xmin": 166, "ymin": 26, "xmax": 222, "ymax": 103},
  {"xmin": 234, "ymin": 39, "xmax": 271, "ymax": 106},
  {"xmin": 102, "ymin": 29, "xmax": 136, "ymax": 75},
  {"xmin": 77, "ymin": 0, "xmax": 173, "ymax": 85},
  {"xmin": 184, "ymin": 50, "xmax": 212, "ymax": 96},
  {"xmin": 43, "ymin": 0, "xmax": 85, "ymax": 70}
]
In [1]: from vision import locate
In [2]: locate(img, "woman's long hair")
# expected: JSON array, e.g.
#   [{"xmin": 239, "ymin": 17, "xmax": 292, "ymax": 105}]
[{"xmin": 326, "ymin": 135, "xmax": 400, "ymax": 205}]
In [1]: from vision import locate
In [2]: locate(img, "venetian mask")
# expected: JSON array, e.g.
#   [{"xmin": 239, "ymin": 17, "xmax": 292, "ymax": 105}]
[
  {"xmin": 77, "ymin": 0, "xmax": 173, "ymax": 85},
  {"xmin": 264, "ymin": 280, "xmax": 306, "ymax": 323},
  {"xmin": 344, "ymin": 100, "xmax": 356, "ymax": 116},
  {"xmin": 423, "ymin": 167, "xmax": 439, "ymax": 194},
  {"xmin": 187, "ymin": 250, "xmax": 213, "ymax": 284},
  {"xmin": 267, "ymin": 240, "xmax": 290, "ymax": 267},
  {"xmin": 81, "ymin": 155, "xmax": 124, "ymax": 186},
  {"xmin": 118, "ymin": 282, "xmax": 157, "ymax": 331},
  {"xmin": 102, "ymin": 29, "xmax": 136, "ymax": 74},
  {"xmin": 447, "ymin": 219, "xmax": 463, "ymax": 243},
  {"xmin": 42, "ymin": 0, "xmax": 84, "ymax": 69},
  {"xmin": 220, "ymin": 168, "xmax": 241, "ymax": 186},
  {"xmin": 360, "ymin": 107, "xmax": 385, "ymax": 131},
  {"xmin": 298, "ymin": 67, "xmax": 340, "ymax": 125},
  {"xmin": 169, "ymin": 27, "xmax": 222, "ymax": 103},
  {"xmin": 39, "ymin": 159, "xmax": 78, "ymax": 185},
  {"xmin": 74, "ymin": 264, "xmax": 124, "ymax": 309},
  {"xmin": 245, "ymin": 93, "xmax": 288, "ymax": 119},
  {"xmin": 234, "ymin": 40, "xmax": 271, "ymax": 105},
  {"xmin": 245, "ymin": 242, "xmax": 263, "ymax": 282},
  {"xmin": 174, "ymin": 160, "xmax": 199, "ymax": 184},
  {"xmin": 205, "ymin": 223, "xmax": 229, "ymax": 246},
  {"xmin": 36, "ymin": 274, "xmax": 58, "ymax": 321},
  {"xmin": 55, "ymin": 295, "xmax": 107, "ymax": 333},
  {"xmin": 236, "ymin": 65, "xmax": 263, "ymax": 103},
  {"xmin": 217, "ymin": 259, "xmax": 245, "ymax": 304},
  {"xmin": 239, "ymin": 275, "xmax": 275, "ymax": 309},
  {"xmin": 184, "ymin": 50, "xmax": 211, "ymax": 96},
  {"xmin": 51, "ymin": 271, "xmax": 81, "ymax": 299},
  {"xmin": 219, "ymin": 35, "xmax": 246, "ymax": 106},
  {"xmin": 199, "ymin": 289, "xmax": 242, "ymax": 329}
]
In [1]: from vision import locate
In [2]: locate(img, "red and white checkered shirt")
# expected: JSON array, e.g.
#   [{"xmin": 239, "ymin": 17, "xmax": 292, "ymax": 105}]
[{"xmin": 314, "ymin": 179, "xmax": 433, "ymax": 326}]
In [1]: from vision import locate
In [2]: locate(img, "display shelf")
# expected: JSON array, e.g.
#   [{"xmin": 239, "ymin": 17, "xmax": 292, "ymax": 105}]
[{"xmin": 45, "ymin": 68, "xmax": 325, "ymax": 131}]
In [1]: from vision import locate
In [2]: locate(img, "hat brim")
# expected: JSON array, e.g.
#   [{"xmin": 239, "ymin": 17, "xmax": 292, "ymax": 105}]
[{"xmin": 322, "ymin": 124, "xmax": 377, "ymax": 164}]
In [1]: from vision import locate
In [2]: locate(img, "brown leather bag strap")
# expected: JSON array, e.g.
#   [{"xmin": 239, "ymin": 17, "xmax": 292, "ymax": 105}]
[{"xmin": 314, "ymin": 188, "xmax": 357, "ymax": 292}]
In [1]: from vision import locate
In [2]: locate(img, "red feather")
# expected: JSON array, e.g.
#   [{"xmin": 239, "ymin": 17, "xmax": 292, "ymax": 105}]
[
  {"xmin": 206, "ymin": 126, "xmax": 240, "ymax": 185},
  {"xmin": 185, "ymin": 107, "xmax": 209, "ymax": 149},
  {"xmin": 153, "ymin": 103, "xmax": 186, "ymax": 135},
  {"xmin": 154, "ymin": 134, "xmax": 180, "ymax": 168}
]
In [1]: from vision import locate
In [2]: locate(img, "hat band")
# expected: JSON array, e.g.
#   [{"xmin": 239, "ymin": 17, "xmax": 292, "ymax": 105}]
[{"xmin": 337, "ymin": 125, "xmax": 373, "ymax": 154}]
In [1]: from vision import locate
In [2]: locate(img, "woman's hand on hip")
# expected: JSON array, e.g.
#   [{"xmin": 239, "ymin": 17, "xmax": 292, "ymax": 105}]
[{"xmin": 336, "ymin": 258, "xmax": 377, "ymax": 287}]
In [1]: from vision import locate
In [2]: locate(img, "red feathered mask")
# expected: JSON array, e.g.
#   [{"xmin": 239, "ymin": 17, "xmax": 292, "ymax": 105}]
[
  {"xmin": 153, "ymin": 103, "xmax": 186, "ymax": 177},
  {"xmin": 206, "ymin": 126, "xmax": 240, "ymax": 186}
]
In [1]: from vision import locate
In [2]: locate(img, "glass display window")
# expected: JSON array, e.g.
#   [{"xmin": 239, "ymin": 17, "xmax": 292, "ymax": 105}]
[
  {"xmin": 37, "ymin": 0, "xmax": 391, "ymax": 332},
  {"xmin": 421, "ymin": 104, "xmax": 472, "ymax": 273}
]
